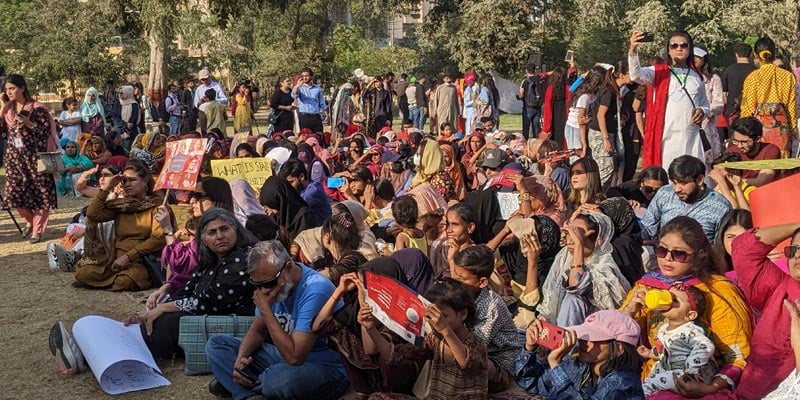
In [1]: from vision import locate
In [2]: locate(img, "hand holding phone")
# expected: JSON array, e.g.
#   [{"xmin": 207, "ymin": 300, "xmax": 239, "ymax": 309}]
[
  {"xmin": 535, "ymin": 320, "xmax": 566, "ymax": 350},
  {"xmin": 641, "ymin": 32, "xmax": 655, "ymax": 43},
  {"xmin": 234, "ymin": 366, "xmax": 260, "ymax": 385},
  {"xmin": 327, "ymin": 177, "xmax": 346, "ymax": 189}
]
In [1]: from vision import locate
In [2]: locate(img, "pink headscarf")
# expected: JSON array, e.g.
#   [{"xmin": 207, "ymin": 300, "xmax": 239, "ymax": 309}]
[
  {"xmin": 305, "ymin": 136, "xmax": 331, "ymax": 169},
  {"xmin": 522, "ymin": 175, "xmax": 567, "ymax": 227}
]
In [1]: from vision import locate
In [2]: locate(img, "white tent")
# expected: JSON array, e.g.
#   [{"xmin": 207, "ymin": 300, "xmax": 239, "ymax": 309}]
[{"xmin": 491, "ymin": 71, "xmax": 523, "ymax": 114}]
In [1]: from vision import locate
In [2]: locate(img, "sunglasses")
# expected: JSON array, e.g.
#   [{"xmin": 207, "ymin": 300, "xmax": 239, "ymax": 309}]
[
  {"xmin": 641, "ymin": 185, "xmax": 659, "ymax": 195},
  {"xmin": 670, "ymin": 42, "xmax": 689, "ymax": 49},
  {"xmin": 249, "ymin": 262, "xmax": 289, "ymax": 289},
  {"xmin": 654, "ymin": 245, "xmax": 694, "ymax": 263},
  {"xmin": 190, "ymin": 192, "xmax": 209, "ymax": 200},
  {"xmin": 784, "ymin": 245, "xmax": 800, "ymax": 259}
]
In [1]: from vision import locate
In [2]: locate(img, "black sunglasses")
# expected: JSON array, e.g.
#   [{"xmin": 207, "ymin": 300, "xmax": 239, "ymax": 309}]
[
  {"xmin": 670, "ymin": 42, "xmax": 689, "ymax": 49},
  {"xmin": 654, "ymin": 245, "xmax": 694, "ymax": 263},
  {"xmin": 784, "ymin": 245, "xmax": 800, "ymax": 259},
  {"xmin": 641, "ymin": 185, "xmax": 659, "ymax": 195},
  {"xmin": 190, "ymin": 192, "xmax": 209, "ymax": 200},
  {"xmin": 249, "ymin": 262, "xmax": 289, "ymax": 289}
]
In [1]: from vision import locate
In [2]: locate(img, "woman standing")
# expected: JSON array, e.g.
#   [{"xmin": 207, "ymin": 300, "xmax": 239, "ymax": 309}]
[
  {"xmin": 232, "ymin": 83, "xmax": 253, "ymax": 134},
  {"xmin": 270, "ymin": 77, "xmax": 295, "ymax": 134},
  {"xmin": 694, "ymin": 45, "xmax": 724, "ymax": 164},
  {"xmin": 2, "ymin": 74, "xmax": 59, "ymax": 243},
  {"xmin": 79, "ymin": 87, "xmax": 106, "ymax": 135},
  {"xmin": 540, "ymin": 67, "xmax": 570, "ymax": 146},
  {"xmin": 362, "ymin": 77, "xmax": 392, "ymax": 139}
]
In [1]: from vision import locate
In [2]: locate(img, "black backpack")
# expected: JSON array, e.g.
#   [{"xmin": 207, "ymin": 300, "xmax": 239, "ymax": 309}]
[{"xmin": 524, "ymin": 75, "xmax": 544, "ymax": 108}]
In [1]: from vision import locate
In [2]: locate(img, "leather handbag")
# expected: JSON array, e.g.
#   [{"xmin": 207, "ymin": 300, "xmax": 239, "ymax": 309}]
[{"xmin": 178, "ymin": 314, "xmax": 254, "ymax": 375}]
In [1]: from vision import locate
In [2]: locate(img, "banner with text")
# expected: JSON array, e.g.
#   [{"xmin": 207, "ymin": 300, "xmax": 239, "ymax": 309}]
[
  {"xmin": 154, "ymin": 138, "xmax": 208, "ymax": 191},
  {"xmin": 211, "ymin": 158, "xmax": 273, "ymax": 190}
]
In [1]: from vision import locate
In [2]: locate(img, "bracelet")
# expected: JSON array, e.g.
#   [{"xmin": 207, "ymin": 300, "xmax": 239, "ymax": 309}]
[
  {"xmin": 163, "ymin": 231, "xmax": 174, "ymax": 236},
  {"xmin": 518, "ymin": 193, "xmax": 531, "ymax": 202},
  {"xmin": 571, "ymin": 264, "xmax": 584, "ymax": 269}
]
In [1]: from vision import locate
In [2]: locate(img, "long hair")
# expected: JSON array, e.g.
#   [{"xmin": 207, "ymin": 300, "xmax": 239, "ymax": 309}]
[
  {"xmin": 123, "ymin": 159, "xmax": 155, "ymax": 194},
  {"xmin": 570, "ymin": 69, "xmax": 604, "ymax": 107},
  {"xmin": 198, "ymin": 176, "xmax": 234, "ymax": 212},
  {"xmin": 547, "ymin": 67, "xmax": 567, "ymax": 102},
  {"xmin": 2, "ymin": 74, "xmax": 33, "ymax": 103},
  {"xmin": 598, "ymin": 341, "xmax": 642, "ymax": 377},
  {"xmin": 594, "ymin": 65, "xmax": 619, "ymax": 94},
  {"xmin": 659, "ymin": 216, "xmax": 723, "ymax": 280},
  {"xmin": 714, "ymin": 209, "xmax": 753, "ymax": 272},
  {"xmin": 196, "ymin": 208, "xmax": 257, "ymax": 270},
  {"xmin": 425, "ymin": 277, "xmax": 477, "ymax": 328},
  {"xmin": 567, "ymin": 158, "xmax": 603, "ymax": 209},
  {"xmin": 665, "ymin": 31, "xmax": 695, "ymax": 67},
  {"xmin": 754, "ymin": 36, "xmax": 777, "ymax": 63},
  {"xmin": 694, "ymin": 44, "xmax": 713, "ymax": 79}
]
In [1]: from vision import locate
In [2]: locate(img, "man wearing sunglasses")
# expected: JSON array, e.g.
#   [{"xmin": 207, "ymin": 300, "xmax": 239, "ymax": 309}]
[
  {"xmin": 205, "ymin": 241, "xmax": 348, "ymax": 400},
  {"xmin": 628, "ymin": 30, "xmax": 710, "ymax": 171},
  {"xmin": 641, "ymin": 155, "xmax": 732, "ymax": 243}
]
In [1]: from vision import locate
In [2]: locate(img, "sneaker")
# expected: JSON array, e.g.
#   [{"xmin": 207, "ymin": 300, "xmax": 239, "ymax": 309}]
[
  {"xmin": 47, "ymin": 243, "xmax": 58, "ymax": 273},
  {"xmin": 55, "ymin": 245, "xmax": 78, "ymax": 272},
  {"xmin": 48, "ymin": 321, "xmax": 87, "ymax": 376}
]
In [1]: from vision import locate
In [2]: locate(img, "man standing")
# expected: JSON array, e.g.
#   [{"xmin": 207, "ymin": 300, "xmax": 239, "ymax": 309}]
[
  {"xmin": 201, "ymin": 88, "xmax": 227, "ymax": 136},
  {"xmin": 180, "ymin": 79, "xmax": 196, "ymax": 132},
  {"xmin": 406, "ymin": 76, "xmax": 426, "ymax": 130},
  {"xmin": 517, "ymin": 63, "xmax": 543, "ymax": 139},
  {"xmin": 206, "ymin": 241, "xmax": 349, "ymax": 400},
  {"xmin": 432, "ymin": 73, "xmax": 460, "ymax": 132},
  {"xmin": 641, "ymin": 155, "xmax": 731, "ymax": 242},
  {"xmin": 395, "ymin": 73, "xmax": 409, "ymax": 121},
  {"xmin": 629, "ymin": 30, "xmax": 710, "ymax": 170},
  {"xmin": 164, "ymin": 84, "xmax": 184, "ymax": 135},
  {"xmin": 720, "ymin": 43, "xmax": 756, "ymax": 135},
  {"xmin": 292, "ymin": 67, "xmax": 327, "ymax": 133},
  {"xmin": 193, "ymin": 68, "xmax": 227, "ymax": 109}
]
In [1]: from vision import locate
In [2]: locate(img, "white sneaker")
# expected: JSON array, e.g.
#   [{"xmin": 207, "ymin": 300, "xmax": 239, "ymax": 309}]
[
  {"xmin": 47, "ymin": 243, "xmax": 58, "ymax": 273},
  {"xmin": 48, "ymin": 321, "xmax": 87, "ymax": 375}
]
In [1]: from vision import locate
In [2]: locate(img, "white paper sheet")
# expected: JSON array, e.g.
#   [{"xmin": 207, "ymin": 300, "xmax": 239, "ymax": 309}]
[
  {"xmin": 72, "ymin": 315, "xmax": 171, "ymax": 395},
  {"xmin": 496, "ymin": 192, "xmax": 520, "ymax": 220}
]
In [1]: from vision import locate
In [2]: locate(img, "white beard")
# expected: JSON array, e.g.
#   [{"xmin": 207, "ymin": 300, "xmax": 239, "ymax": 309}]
[{"xmin": 274, "ymin": 282, "xmax": 294, "ymax": 303}]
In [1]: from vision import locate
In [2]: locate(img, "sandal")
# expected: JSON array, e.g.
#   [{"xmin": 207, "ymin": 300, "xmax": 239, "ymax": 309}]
[{"xmin": 29, "ymin": 235, "xmax": 41, "ymax": 244}]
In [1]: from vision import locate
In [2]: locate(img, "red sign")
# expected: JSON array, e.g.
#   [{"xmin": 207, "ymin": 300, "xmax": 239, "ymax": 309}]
[
  {"xmin": 363, "ymin": 271, "xmax": 430, "ymax": 345},
  {"xmin": 154, "ymin": 138, "xmax": 207, "ymax": 191}
]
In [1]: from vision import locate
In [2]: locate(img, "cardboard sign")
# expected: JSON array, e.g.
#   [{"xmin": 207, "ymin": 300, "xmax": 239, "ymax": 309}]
[
  {"xmin": 154, "ymin": 138, "xmax": 207, "ymax": 191},
  {"xmin": 211, "ymin": 158, "xmax": 273, "ymax": 190},
  {"xmin": 749, "ymin": 173, "xmax": 800, "ymax": 257},
  {"xmin": 363, "ymin": 271, "xmax": 430, "ymax": 345}
]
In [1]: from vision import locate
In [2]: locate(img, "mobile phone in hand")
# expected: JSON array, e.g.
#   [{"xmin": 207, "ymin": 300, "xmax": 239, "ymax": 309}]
[
  {"xmin": 234, "ymin": 366, "xmax": 260, "ymax": 383},
  {"xmin": 535, "ymin": 320, "xmax": 566, "ymax": 350},
  {"xmin": 327, "ymin": 177, "xmax": 346, "ymax": 189},
  {"xmin": 641, "ymin": 32, "xmax": 655, "ymax": 43}
]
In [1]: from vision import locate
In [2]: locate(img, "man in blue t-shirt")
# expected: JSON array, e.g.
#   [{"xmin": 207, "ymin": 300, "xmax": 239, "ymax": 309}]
[{"xmin": 206, "ymin": 240, "xmax": 348, "ymax": 400}]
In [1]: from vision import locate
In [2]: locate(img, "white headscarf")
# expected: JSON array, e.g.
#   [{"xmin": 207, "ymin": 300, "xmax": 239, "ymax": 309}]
[
  {"xmin": 537, "ymin": 210, "xmax": 631, "ymax": 322},
  {"xmin": 230, "ymin": 179, "xmax": 266, "ymax": 226}
]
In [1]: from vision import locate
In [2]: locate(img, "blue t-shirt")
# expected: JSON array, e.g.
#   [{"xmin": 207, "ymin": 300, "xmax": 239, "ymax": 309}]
[{"xmin": 256, "ymin": 264, "xmax": 344, "ymax": 373}]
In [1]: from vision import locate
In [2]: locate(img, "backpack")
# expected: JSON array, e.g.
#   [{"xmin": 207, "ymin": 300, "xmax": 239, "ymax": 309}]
[{"xmin": 524, "ymin": 75, "xmax": 544, "ymax": 108}]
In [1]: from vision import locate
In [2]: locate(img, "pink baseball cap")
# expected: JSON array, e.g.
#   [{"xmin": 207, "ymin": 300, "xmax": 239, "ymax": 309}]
[{"xmin": 566, "ymin": 310, "xmax": 640, "ymax": 346}]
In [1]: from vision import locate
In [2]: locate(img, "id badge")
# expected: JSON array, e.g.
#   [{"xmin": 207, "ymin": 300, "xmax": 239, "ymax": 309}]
[{"xmin": 13, "ymin": 136, "xmax": 23, "ymax": 149}]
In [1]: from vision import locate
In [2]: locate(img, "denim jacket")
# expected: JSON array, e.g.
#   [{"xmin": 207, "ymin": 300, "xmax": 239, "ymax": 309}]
[{"xmin": 514, "ymin": 349, "xmax": 644, "ymax": 400}]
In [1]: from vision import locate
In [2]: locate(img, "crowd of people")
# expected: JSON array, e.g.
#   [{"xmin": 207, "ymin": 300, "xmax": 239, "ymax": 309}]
[{"xmin": 4, "ymin": 28, "xmax": 800, "ymax": 400}]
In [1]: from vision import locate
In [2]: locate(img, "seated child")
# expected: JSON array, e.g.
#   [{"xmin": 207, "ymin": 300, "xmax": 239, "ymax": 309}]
[
  {"xmin": 639, "ymin": 284, "xmax": 717, "ymax": 396},
  {"xmin": 392, "ymin": 195, "xmax": 428, "ymax": 256}
]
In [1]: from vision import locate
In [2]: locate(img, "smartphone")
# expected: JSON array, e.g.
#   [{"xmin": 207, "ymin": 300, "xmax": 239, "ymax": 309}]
[
  {"xmin": 535, "ymin": 320, "xmax": 566, "ymax": 350},
  {"xmin": 564, "ymin": 50, "xmax": 574, "ymax": 62},
  {"xmin": 641, "ymin": 32, "xmax": 655, "ymax": 43},
  {"xmin": 234, "ymin": 366, "xmax": 260, "ymax": 383},
  {"xmin": 327, "ymin": 177, "xmax": 346, "ymax": 189},
  {"xmin": 18, "ymin": 110, "xmax": 30, "ymax": 117}
]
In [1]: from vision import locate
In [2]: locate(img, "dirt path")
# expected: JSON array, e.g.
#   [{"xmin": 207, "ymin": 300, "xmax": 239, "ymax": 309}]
[{"xmin": 0, "ymin": 172, "xmax": 207, "ymax": 399}]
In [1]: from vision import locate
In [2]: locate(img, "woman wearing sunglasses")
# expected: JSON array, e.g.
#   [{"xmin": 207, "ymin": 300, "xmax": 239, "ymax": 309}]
[
  {"xmin": 122, "ymin": 208, "xmax": 258, "ymax": 359},
  {"xmin": 719, "ymin": 221, "xmax": 800, "ymax": 399},
  {"xmin": 620, "ymin": 216, "xmax": 752, "ymax": 398},
  {"xmin": 147, "ymin": 177, "xmax": 234, "ymax": 310}
]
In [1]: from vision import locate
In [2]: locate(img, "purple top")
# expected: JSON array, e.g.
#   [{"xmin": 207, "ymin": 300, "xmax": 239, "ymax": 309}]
[{"xmin": 161, "ymin": 240, "xmax": 198, "ymax": 294}]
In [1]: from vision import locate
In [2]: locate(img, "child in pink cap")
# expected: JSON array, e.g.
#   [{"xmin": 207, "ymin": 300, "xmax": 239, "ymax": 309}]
[{"xmin": 515, "ymin": 310, "xmax": 645, "ymax": 399}]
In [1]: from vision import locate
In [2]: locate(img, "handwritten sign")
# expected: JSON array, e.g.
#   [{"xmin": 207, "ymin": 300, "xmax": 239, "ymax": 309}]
[
  {"xmin": 496, "ymin": 192, "xmax": 520, "ymax": 220},
  {"xmin": 211, "ymin": 158, "xmax": 273, "ymax": 190},
  {"xmin": 154, "ymin": 138, "xmax": 207, "ymax": 191},
  {"xmin": 718, "ymin": 158, "xmax": 800, "ymax": 170},
  {"xmin": 363, "ymin": 271, "xmax": 430, "ymax": 345}
]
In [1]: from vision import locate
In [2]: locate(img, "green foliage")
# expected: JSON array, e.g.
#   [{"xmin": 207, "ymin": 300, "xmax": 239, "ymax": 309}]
[{"xmin": 330, "ymin": 24, "xmax": 419, "ymax": 82}]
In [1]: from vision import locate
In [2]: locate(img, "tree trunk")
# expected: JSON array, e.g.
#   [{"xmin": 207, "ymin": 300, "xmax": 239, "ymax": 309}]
[{"xmin": 146, "ymin": 30, "xmax": 168, "ymax": 102}]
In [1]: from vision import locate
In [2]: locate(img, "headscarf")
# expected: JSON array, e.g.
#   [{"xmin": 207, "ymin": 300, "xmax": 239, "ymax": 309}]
[
  {"xmin": 305, "ymin": 136, "xmax": 332, "ymax": 172},
  {"xmin": 84, "ymin": 135, "xmax": 108, "ymax": 160},
  {"xmin": 410, "ymin": 138, "xmax": 444, "ymax": 188},
  {"xmin": 538, "ymin": 210, "xmax": 631, "ymax": 323},
  {"xmin": 80, "ymin": 87, "xmax": 105, "ymax": 122},
  {"xmin": 231, "ymin": 179, "xmax": 266, "ymax": 226},
  {"xmin": 522, "ymin": 175, "xmax": 567, "ymax": 227},
  {"xmin": 466, "ymin": 187, "xmax": 503, "ymax": 244},
  {"xmin": 461, "ymin": 133, "xmax": 485, "ymax": 190},
  {"xmin": 499, "ymin": 214, "xmax": 562, "ymax": 286},
  {"xmin": 440, "ymin": 143, "xmax": 466, "ymax": 201},
  {"xmin": 119, "ymin": 85, "xmax": 135, "ymax": 123},
  {"xmin": 259, "ymin": 176, "xmax": 316, "ymax": 240},
  {"xmin": 255, "ymin": 136, "xmax": 269, "ymax": 156},
  {"xmin": 390, "ymin": 248, "xmax": 434, "ymax": 294},
  {"xmin": 265, "ymin": 147, "xmax": 292, "ymax": 172},
  {"xmin": 599, "ymin": 197, "xmax": 644, "ymax": 285},
  {"xmin": 146, "ymin": 132, "xmax": 166, "ymax": 157}
]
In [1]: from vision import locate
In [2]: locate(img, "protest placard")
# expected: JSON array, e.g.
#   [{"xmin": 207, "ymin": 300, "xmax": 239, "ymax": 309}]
[
  {"xmin": 363, "ymin": 271, "xmax": 430, "ymax": 345},
  {"xmin": 211, "ymin": 158, "xmax": 273, "ymax": 190},
  {"xmin": 496, "ymin": 192, "xmax": 520, "ymax": 220},
  {"xmin": 750, "ymin": 172, "xmax": 800, "ymax": 257},
  {"xmin": 154, "ymin": 138, "xmax": 207, "ymax": 191}
]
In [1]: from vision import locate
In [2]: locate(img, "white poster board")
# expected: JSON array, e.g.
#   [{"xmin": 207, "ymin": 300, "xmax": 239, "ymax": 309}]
[
  {"xmin": 72, "ymin": 315, "xmax": 171, "ymax": 395},
  {"xmin": 496, "ymin": 192, "xmax": 520, "ymax": 220}
]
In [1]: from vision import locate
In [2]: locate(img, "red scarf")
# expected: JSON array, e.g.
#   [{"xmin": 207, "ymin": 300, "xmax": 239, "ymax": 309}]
[{"xmin": 642, "ymin": 63, "xmax": 671, "ymax": 168}]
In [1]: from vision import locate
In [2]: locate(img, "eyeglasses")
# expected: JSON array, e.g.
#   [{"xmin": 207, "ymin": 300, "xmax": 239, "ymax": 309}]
[
  {"xmin": 784, "ymin": 245, "xmax": 800, "ymax": 259},
  {"xmin": 670, "ymin": 42, "xmax": 689, "ymax": 49},
  {"xmin": 641, "ymin": 185, "xmax": 660, "ymax": 195},
  {"xmin": 654, "ymin": 245, "xmax": 694, "ymax": 262},
  {"xmin": 190, "ymin": 192, "xmax": 209, "ymax": 200},
  {"xmin": 571, "ymin": 169, "xmax": 587, "ymax": 176},
  {"xmin": 249, "ymin": 262, "xmax": 289, "ymax": 289},
  {"xmin": 730, "ymin": 138, "xmax": 754, "ymax": 146}
]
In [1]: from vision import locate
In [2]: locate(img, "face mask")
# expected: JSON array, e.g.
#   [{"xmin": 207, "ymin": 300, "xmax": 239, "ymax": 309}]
[
  {"xmin": 413, "ymin": 153, "xmax": 421, "ymax": 167},
  {"xmin": 274, "ymin": 281, "xmax": 294, "ymax": 303}
]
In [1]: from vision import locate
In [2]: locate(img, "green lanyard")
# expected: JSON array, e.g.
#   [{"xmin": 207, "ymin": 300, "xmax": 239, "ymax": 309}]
[{"xmin": 669, "ymin": 67, "xmax": 691, "ymax": 88}]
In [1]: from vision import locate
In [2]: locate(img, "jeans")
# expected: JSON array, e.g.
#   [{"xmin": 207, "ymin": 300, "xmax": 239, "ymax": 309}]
[
  {"xmin": 206, "ymin": 335, "xmax": 349, "ymax": 400},
  {"xmin": 169, "ymin": 115, "xmax": 182, "ymax": 135},
  {"xmin": 408, "ymin": 106, "xmax": 424, "ymax": 130},
  {"xmin": 522, "ymin": 106, "xmax": 541, "ymax": 139}
]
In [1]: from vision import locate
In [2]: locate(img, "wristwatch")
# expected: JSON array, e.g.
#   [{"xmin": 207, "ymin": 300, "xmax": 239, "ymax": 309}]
[{"xmin": 163, "ymin": 231, "xmax": 174, "ymax": 236}]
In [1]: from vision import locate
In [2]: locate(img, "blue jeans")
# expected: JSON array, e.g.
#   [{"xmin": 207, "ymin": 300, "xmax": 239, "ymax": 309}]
[
  {"xmin": 522, "ymin": 106, "xmax": 541, "ymax": 139},
  {"xmin": 206, "ymin": 334, "xmax": 349, "ymax": 400},
  {"xmin": 169, "ymin": 115, "xmax": 182, "ymax": 135},
  {"xmin": 408, "ymin": 106, "xmax": 424, "ymax": 130}
]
